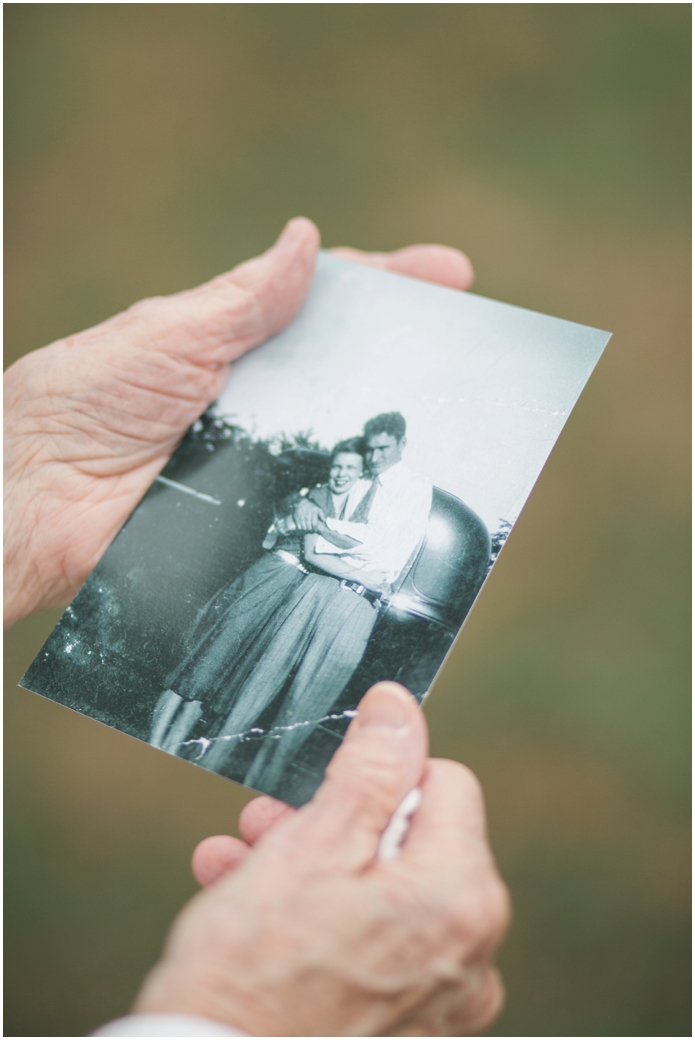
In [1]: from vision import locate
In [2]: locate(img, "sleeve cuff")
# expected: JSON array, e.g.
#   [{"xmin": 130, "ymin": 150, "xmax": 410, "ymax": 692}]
[
  {"xmin": 312, "ymin": 534, "xmax": 347, "ymax": 555},
  {"xmin": 325, "ymin": 516, "xmax": 364, "ymax": 541},
  {"xmin": 91, "ymin": 1012, "xmax": 250, "ymax": 1036}
]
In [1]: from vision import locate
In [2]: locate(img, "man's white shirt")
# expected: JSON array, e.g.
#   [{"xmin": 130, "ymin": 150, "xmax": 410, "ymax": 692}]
[{"xmin": 316, "ymin": 460, "xmax": 432, "ymax": 585}]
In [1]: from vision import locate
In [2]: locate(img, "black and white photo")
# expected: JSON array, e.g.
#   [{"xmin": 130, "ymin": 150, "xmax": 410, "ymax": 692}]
[{"xmin": 22, "ymin": 254, "xmax": 610, "ymax": 806}]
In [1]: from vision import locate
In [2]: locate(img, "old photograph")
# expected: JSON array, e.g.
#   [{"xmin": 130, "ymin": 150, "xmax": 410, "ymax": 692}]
[{"xmin": 22, "ymin": 254, "xmax": 610, "ymax": 806}]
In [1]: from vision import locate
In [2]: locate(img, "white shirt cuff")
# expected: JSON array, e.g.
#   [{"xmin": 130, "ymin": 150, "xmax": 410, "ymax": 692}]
[
  {"xmin": 324, "ymin": 516, "xmax": 366, "ymax": 542},
  {"xmin": 91, "ymin": 1013, "xmax": 250, "ymax": 1036},
  {"xmin": 313, "ymin": 533, "xmax": 348, "ymax": 555}
]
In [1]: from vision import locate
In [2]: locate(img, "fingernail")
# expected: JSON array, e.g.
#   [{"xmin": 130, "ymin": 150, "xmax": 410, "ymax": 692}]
[{"xmin": 358, "ymin": 683, "xmax": 411, "ymax": 731}]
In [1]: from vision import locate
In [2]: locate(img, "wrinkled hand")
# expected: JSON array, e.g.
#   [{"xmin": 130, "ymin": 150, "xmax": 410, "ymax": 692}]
[
  {"xmin": 3, "ymin": 220, "xmax": 473, "ymax": 628},
  {"xmin": 135, "ymin": 683, "xmax": 509, "ymax": 1037}
]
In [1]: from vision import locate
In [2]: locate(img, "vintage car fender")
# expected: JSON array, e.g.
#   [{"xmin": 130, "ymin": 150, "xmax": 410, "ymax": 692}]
[{"xmin": 384, "ymin": 487, "xmax": 491, "ymax": 634}]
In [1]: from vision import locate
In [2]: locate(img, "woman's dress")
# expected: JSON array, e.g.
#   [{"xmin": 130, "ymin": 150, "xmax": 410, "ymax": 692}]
[
  {"xmin": 166, "ymin": 482, "xmax": 380, "ymax": 792},
  {"xmin": 206, "ymin": 566, "xmax": 378, "ymax": 790},
  {"xmin": 164, "ymin": 551, "xmax": 306, "ymax": 714}
]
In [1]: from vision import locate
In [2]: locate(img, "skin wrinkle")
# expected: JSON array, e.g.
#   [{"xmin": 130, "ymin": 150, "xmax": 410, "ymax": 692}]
[
  {"xmin": 21, "ymin": 416, "xmax": 172, "ymax": 471},
  {"xmin": 193, "ymin": 291, "xmax": 266, "ymax": 344},
  {"xmin": 4, "ymin": 432, "xmax": 45, "ymax": 477},
  {"xmin": 108, "ymin": 351, "xmax": 219, "ymax": 392},
  {"xmin": 335, "ymin": 753, "xmax": 413, "ymax": 815},
  {"xmin": 391, "ymin": 967, "xmax": 501, "ymax": 1037},
  {"xmin": 13, "ymin": 370, "xmax": 134, "ymax": 436},
  {"xmin": 119, "ymin": 367, "xmax": 221, "ymax": 404},
  {"xmin": 197, "ymin": 931, "xmax": 419, "ymax": 1037},
  {"xmin": 7, "ymin": 462, "xmax": 150, "ymax": 607},
  {"xmin": 25, "ymin": 373, "xmax": 204, "ymax": 459},
  {"xmin": 45, "ymin": 400, "xmax": 191, "ymax": 454},
  {"xmin": 65, "ymin": 357, "xmax": 215, "ymax": 410},
  {"xmin": 333, "ymin": 945, "xmax": 449, "ymax": 1035}
]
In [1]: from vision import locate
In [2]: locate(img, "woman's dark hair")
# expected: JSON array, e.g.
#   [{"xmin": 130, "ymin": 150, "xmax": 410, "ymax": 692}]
[
  {"xmin": 363, "ymin": 411, "xmax": 406, "ymax": 442},
  {"xmin": 330, "ymin": 436, "xmax": 366, "ymax": 463}
]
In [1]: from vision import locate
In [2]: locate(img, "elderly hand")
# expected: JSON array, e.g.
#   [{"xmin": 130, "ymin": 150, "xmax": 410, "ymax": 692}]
[
  {"xmin": 3, "ymin": 220, "xmax": 473, "ymax": 628},
  {"xmin": 135, "ymin": 682, "xmax": 509, "ymax": 1037}
]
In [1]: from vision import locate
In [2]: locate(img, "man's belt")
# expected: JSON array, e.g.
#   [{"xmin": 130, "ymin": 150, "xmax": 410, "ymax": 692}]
[
  {"xmin": 274, "ymin": 551, "xmax": 383, "ymax": 606},
  {"xmin": 274, "ymin": 549, "xmax": 310, "ymax": 575},
  {"xmin": 339, "ymin": 579, "xmax": 383, "ymax": 607}
]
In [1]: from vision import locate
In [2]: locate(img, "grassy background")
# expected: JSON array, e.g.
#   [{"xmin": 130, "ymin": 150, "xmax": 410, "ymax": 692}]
[{"xmin": 4, "ymin": 6, "xmax": 690, "ymax": 1036}]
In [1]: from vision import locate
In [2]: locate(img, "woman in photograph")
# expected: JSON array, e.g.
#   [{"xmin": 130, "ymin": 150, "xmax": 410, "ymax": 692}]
[{"xmin": 148, "ymin": 437, "xmax": 388, "ymax": 770}]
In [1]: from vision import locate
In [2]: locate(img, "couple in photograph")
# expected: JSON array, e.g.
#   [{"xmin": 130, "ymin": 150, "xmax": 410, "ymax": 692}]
[{"xmin": 148, "ymin": 411, "xmax": 432, "ymax": 793}]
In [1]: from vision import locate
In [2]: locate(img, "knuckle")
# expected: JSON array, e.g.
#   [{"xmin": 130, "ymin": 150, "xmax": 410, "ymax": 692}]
[
  {"xmin": 485, "ymin": 970, "xmax": 506, "ymax": 1028},
  {"xmin": 463, "ymin": 967, "xmax": 506, "ymax": 1034},
  {"xmin": 432, "ymin": 759, "xmax": 485, "ymax": 811},
  {"xmin": 126, "ymin": 294, "xmax": 166, "ymax": 317},
  {"xmin": 477, "ymin": 875, "xmax": 511, "ymax": 945},
  {"xmin": 441, "ymin": 872, "xmax": 510, "ymax": 952},
  {"xmin": 446, "ymin": 891, "xmax": 478, "ymax": 939},
  {"xmin": 330, "ymin": 741, "xmax": 404, "ymax": 808},
  {"xmin": 453, "ymin": 761, "xmax": 485, "ymax": 807}
]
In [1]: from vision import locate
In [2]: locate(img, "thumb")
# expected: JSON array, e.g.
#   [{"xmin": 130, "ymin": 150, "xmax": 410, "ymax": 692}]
[
  {"xmin": 71, "ymin": 217, "xmax": 320, "ymax": 379},
  {"xmin": 287, "ymin": 683, "xmax": 428, "ymax": 871},
  {"xmin": 167, "ymin": 216, "xmax": 321, "ymax": 366},
  {"xmin": 36, "ymin": 217, "xmax": 320, "ymax": 460}
]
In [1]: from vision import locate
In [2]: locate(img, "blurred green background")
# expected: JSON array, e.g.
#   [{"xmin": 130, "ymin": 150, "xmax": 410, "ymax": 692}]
[{"xmin": 4, "ymin": 5, "xmax": 690, "ymax": 1036}]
